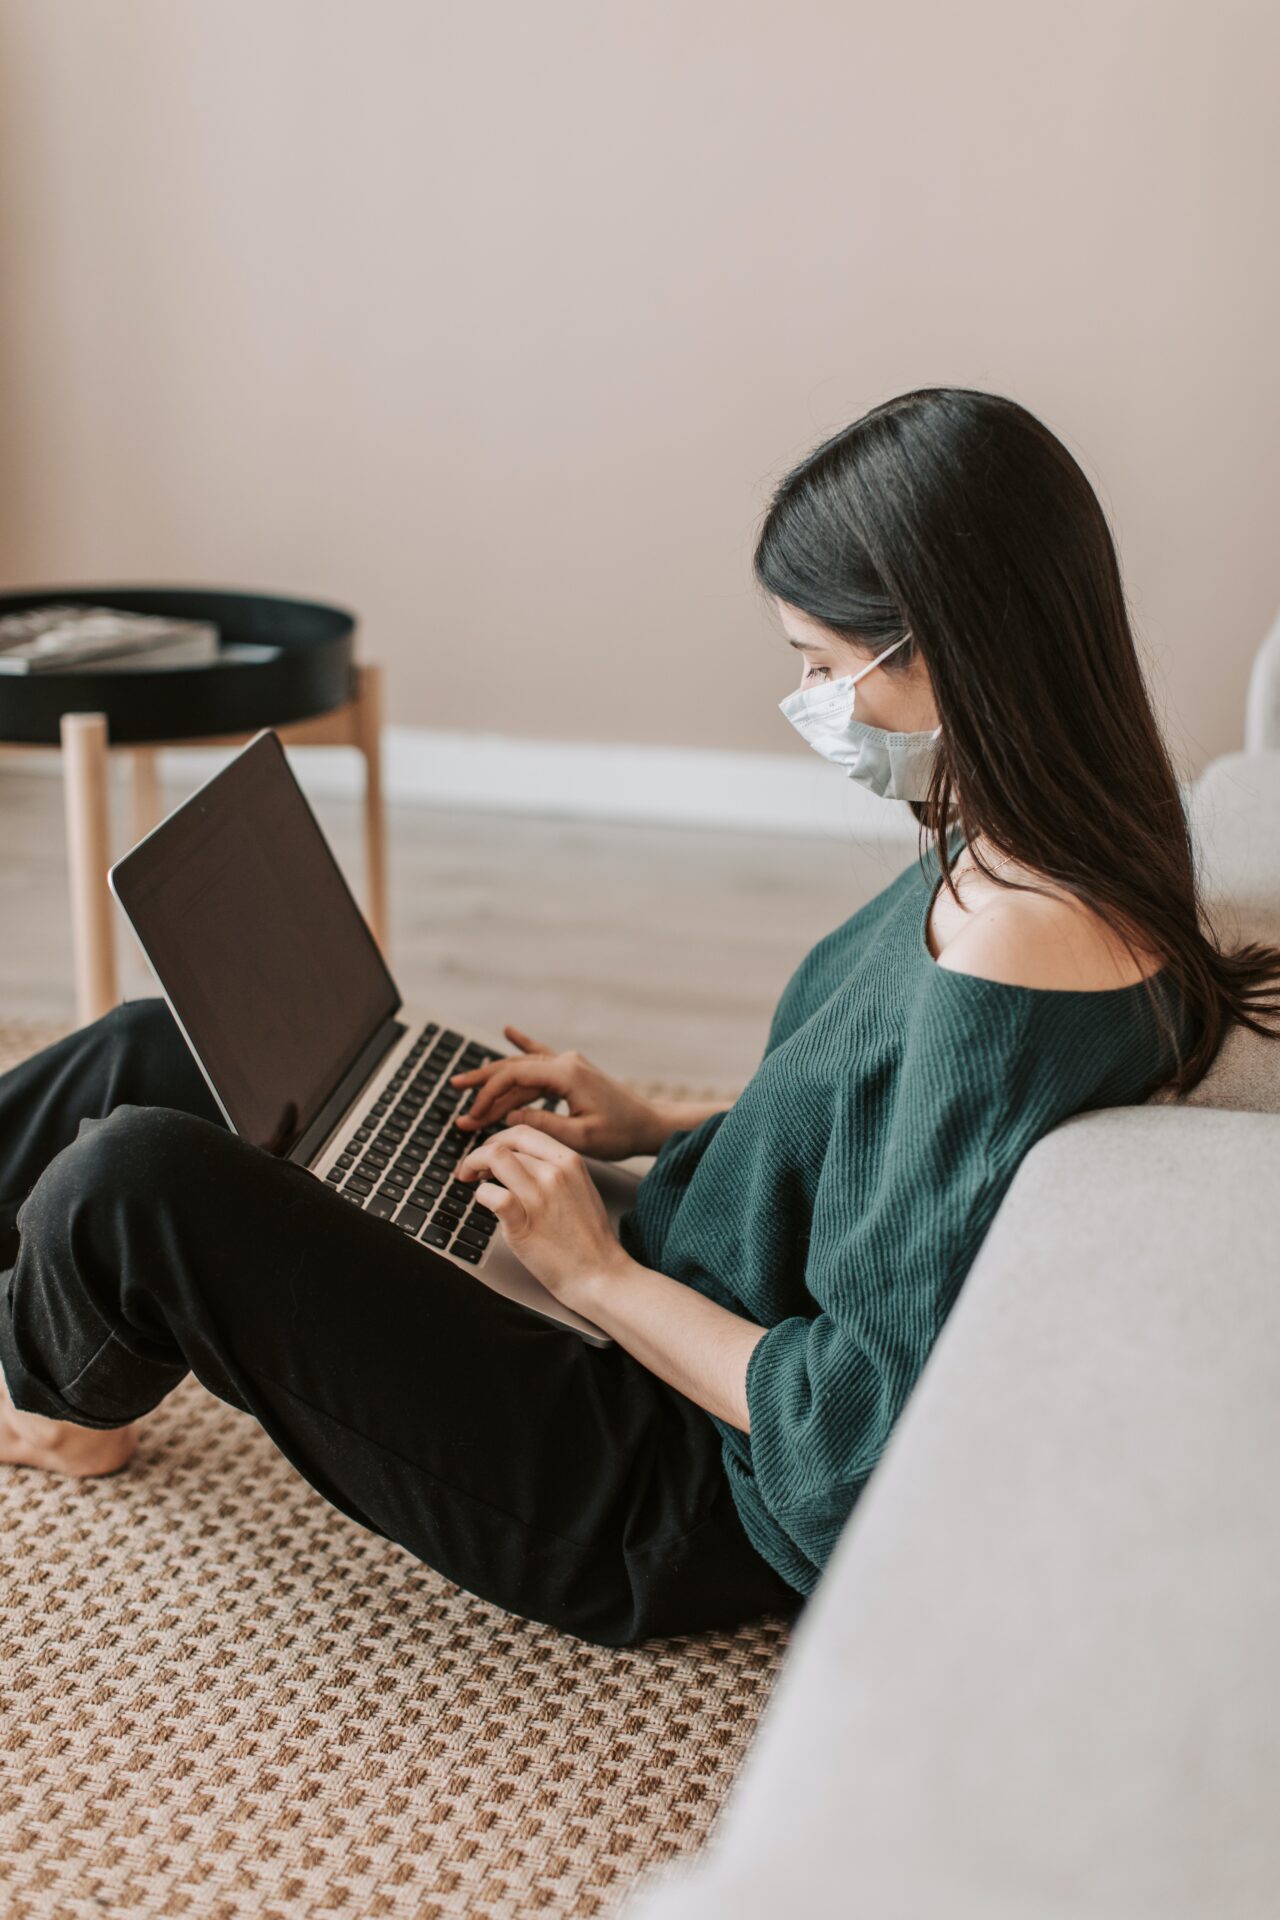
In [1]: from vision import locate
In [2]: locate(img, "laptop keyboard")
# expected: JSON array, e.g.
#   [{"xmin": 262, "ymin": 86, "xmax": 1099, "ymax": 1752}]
[{"xmin": 322, "ymin": 1022, "xmax": 551, "ymax": 1264}]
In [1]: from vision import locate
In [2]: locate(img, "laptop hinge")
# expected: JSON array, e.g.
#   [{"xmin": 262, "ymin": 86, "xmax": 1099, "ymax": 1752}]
[{"xmin": 286, "ymin": 1012, "xmax": 409, "ymax": 1166}]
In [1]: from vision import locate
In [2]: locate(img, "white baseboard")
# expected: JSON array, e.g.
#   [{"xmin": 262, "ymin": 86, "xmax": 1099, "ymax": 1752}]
[
  {"xmin": 1, "ymin": 723, "xmax": 1198, "ymax": 845},
  {"xmin": 1, "ymin": 725, "xmax": 925, "ymax": 843}
]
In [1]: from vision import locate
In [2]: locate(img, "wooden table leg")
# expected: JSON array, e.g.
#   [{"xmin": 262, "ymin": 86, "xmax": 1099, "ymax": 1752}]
[
  {"xmin": 354, "ymin": 661, "xmax": 388, "ymax": 954},
  {"xmin": 60, "ymin": 712, "xmax": 119, "ymax": 1026},
  {"xmin": 131, "ymin": 745, "xmax": 162, "ymax": 842}
]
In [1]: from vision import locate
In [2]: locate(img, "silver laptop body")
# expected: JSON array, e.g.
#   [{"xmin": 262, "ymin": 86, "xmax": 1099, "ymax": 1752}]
[{"xmin": 107, "ymin": 727, "xmax": 640, "ymax": 1347}]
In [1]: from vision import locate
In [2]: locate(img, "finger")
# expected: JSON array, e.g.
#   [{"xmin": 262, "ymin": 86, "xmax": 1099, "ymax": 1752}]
[
  {"xmin": 450, "ymin": 1027, "xmax": 555, "ymax": 1092},
  {"xmin": 455, "ymin": 1056, "xmax": 569, "ymax": 1126},
  {"xmin": 466, "ymin": 1121, "xmax": 574, "ymax": 1168},
  {"xmin": 471, "ymin": 1179, "xmax": 527, "ymax": 1232},
  {"xmin": 457, "ymin": 1082, "xmax": 547, "ymax": 1130},
  {"xmin": 503, "ymin": 1024, "xmax": 556, "ymax": 1056},
  {"xmin": 502, "ymin": 1106, "xmax": 582, "ymax": 1146},
  {"xmin": 451, "ymin": 1028, "xmax": 555, "ymax": 1095},
  {"xmin": 450, "ymin": 1060, "xmax": 542, "ymax": 1105},
  {"xmin": 448, "ymin": 1061, "xmax": 497, "ymax": 1087},
  {"xmin": 456, "ymin": 1135, "xmax": 543, "ymax": 1206}
]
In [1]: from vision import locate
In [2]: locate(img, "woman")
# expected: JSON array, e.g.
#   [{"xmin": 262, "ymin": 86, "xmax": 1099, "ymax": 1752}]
[{"xmin": 3, "ymin": 386, "xmax": 1278, "ymax": 1647}]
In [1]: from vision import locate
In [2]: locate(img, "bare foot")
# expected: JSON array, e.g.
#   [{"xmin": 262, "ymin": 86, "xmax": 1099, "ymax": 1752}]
[{"xmin": 0, "ymin": 1352, "xmax": 140, "ymax": 1477}]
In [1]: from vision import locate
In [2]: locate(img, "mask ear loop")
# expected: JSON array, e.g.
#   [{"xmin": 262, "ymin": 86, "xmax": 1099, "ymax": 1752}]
[{"xmin": 848, "ymin": 629, "xmax": 913, "ymax": 685}]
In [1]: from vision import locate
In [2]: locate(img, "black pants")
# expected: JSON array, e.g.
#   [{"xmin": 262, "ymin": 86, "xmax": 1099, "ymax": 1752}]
[{"xmin": 0, "ymin": 997, "xmax": 802, "ymax": 1647}]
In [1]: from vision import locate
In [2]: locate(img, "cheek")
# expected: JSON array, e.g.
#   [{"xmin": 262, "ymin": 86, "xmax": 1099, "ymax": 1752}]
[{"xmin": 853, "ymin": 687, "xmax": 895, "ymax": 730}]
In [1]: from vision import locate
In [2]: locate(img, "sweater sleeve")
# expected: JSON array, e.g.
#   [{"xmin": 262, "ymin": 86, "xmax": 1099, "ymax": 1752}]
[{"xmin": 741, "ymin": 977, "xmax": 1048, "ymax": 1574}]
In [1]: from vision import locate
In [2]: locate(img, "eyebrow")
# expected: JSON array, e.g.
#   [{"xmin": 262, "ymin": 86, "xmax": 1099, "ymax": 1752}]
[{"xmin": 785, "ymin": 636, "xmax": 824, "ymax": 652}]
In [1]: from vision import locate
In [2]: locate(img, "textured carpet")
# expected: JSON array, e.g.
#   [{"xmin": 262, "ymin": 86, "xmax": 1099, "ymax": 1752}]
[{"xmin": 0, "ymin": 1018, "xmax": 794, "ymax": 1920}]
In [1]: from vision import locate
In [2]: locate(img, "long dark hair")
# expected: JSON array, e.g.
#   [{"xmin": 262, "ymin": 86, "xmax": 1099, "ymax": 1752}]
[{"xmin": 752, "ymin": 386, "xmax": 1280, "ymax": 1098}]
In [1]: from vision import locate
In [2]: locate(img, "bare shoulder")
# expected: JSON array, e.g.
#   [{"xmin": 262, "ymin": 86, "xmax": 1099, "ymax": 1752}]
[{"xmin": 934, "ymin": 885, "xmax": 1165, "ymax": 992}]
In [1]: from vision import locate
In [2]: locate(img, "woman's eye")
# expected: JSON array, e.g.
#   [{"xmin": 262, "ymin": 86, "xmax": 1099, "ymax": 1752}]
[{"xmin": 803, "ymin": 663, "xmax": 830, "ymax": 682}]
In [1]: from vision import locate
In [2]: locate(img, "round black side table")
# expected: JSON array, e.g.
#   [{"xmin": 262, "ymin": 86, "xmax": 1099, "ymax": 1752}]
[{"xmin": 0, "ymin": 586, "xmax": 386, "ymax": 1026}]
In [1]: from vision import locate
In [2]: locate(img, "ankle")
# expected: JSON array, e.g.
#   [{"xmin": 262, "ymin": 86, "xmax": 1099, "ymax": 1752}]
[{"xmin": 0, "ymin": 1358, "xmax": 141, "ymax": 1476}]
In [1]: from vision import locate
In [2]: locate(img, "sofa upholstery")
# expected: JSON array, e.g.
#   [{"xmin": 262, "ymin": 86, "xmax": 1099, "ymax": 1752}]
[{"xmin": 621, "ymin": 1101, "xmax": 1280, "ymax": 1920}]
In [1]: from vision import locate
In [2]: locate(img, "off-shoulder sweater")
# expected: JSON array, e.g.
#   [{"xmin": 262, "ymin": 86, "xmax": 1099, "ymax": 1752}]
[{"xmin": 615, "ymin": 831, "xmax": 1193, "ymax": 1596}]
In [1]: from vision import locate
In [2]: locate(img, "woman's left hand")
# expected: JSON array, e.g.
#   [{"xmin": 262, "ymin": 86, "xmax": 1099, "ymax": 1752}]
[{"xmin": 456, "ymin": 1123, "xmax": 625, "ymax": 1306}]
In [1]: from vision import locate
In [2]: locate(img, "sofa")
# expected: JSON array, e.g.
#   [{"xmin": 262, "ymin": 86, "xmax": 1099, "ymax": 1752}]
[{"xmin": 620, "ymin": 624, "xmax": 1280, "ymax": 1920}]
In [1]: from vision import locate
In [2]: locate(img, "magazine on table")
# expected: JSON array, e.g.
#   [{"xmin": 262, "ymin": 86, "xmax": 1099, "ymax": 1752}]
[{"xmin": 0, "ymin": 603, "xmax": 222, "ymax": 674}]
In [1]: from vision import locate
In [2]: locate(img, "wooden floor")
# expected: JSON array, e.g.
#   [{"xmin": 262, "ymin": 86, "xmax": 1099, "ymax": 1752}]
[{"xmin": 0, "ymin": 764, "xmax": 921, "ymax": 1089}]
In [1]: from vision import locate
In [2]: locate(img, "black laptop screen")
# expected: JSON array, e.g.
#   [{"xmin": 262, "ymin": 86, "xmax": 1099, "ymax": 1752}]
[{"xmin": 109, "ymin": 731, "xmax": 399, "ymax": 1156}]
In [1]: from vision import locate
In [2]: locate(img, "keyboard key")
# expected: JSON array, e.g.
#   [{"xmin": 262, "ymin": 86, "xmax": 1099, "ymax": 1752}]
[
  {"xmin": 335, "ymin": 1152, "xmax": 355, "ymax": 1170},
  {"xmin": 366, "ymin": 1193, "xmax": 398, "ymax": 1219},
  {"xmin": 451, "ymin": 1242, "xmax": 483, "ymax": 1264},
  {"xmin": 421, "ymin": 1222, "xmax": 452, "ymax": 1248},
  {"xmin": 326, "ymin": 1166, "xmax": 345, "ymax": 1184},
  {"xmin": 346, "ymin": 1174, "xmax": 373, "ymax": 1196},
  {"xmin": 396, "ymin": 1202, "xmax": 428, "ymax": 1232},
  {"xmin": 454, "ymin": 1224, "xmax": 487, "ymax": 1250}
]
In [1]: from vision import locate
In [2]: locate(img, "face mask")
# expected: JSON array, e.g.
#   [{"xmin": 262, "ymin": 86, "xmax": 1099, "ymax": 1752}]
[{"xmin": 777, "ymin": 629, "xmax": 943, "ymax": 802}]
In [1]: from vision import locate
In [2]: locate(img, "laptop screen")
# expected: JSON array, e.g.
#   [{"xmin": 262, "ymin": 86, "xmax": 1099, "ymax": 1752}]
[{"xmin": 108, "ymin": 730, "xmax": 399, "ymax": 1156}]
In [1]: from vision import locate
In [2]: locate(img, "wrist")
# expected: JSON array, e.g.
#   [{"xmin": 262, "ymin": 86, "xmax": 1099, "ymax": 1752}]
[
  {"xmin": 634, "ymin": 1096, "xmax": 721, "ymax": 1157},
  {"xmin": 632, "ymin": 1098, "xmax": 676, "ymax": 1157},
  {"xmin": 570, "ymin": 1242, "xmax": 638, "ymax": 1317}
]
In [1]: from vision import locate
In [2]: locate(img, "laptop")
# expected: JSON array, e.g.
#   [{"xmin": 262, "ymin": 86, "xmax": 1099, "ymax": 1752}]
[{"xmin": 106, "ymin": 726, "xmax": 644, "ymax": 1348}]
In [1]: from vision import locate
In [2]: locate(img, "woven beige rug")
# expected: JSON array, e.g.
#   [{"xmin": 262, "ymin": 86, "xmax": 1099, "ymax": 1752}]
[{"xmin": 0, "ymin": 1018, "xmax": 794, "ymax": 1920}]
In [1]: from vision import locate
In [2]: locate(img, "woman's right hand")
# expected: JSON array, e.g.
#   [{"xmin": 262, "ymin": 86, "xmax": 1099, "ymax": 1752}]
[{"xmin": 450, "ymin": 1024, "xmax": 664, "ymax": 1161}]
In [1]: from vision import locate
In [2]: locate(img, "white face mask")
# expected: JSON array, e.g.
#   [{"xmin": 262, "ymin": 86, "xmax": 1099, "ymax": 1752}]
[{"xmin": 777, "ymin": 629, "xmax": 943, "ymax": 802}]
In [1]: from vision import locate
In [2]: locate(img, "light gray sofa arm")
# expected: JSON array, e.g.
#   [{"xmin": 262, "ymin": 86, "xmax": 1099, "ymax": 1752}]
[
  {"xmin": 1245, "ymin": 603, "xmax": 1280, "ymax": 751},
  {"xmin": 620, "ymin": 1103, "xmax": 1280, "ymax": 1920},
  {"xmin": 1186, "ymin": 750, "xmax": 1280, "ymax": 948}
]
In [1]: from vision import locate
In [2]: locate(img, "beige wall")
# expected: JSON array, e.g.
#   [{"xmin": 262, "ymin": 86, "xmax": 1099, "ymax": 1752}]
[{"xmin": 0, "ymin": 0, "xmax": 1275, "ymax": 777}]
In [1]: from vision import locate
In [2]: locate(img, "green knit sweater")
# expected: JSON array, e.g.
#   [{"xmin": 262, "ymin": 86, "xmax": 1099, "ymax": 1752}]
[{"xmin": 616, "ymin": 831, "xmax": 1193, "ymax": 1597}]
